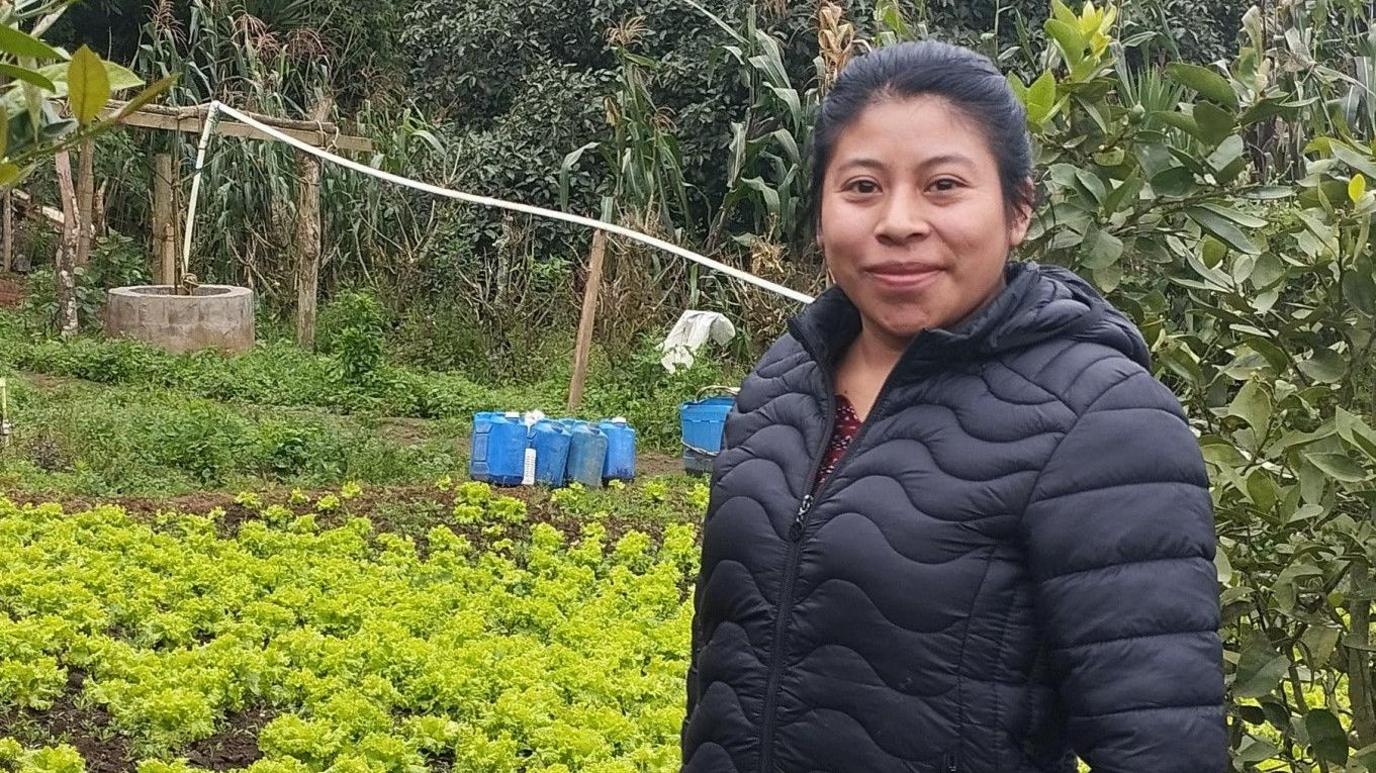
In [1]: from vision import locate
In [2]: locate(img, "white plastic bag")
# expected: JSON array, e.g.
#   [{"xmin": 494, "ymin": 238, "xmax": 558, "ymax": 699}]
[{"xmin": 659, "ymin": 310, "xmax": 736, "ymax": 372}]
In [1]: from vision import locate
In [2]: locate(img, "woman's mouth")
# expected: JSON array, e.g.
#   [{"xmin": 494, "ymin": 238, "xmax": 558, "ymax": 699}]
[{"xmin": 865, "ymin": 262, "xmax": 943, "ymax": 291}]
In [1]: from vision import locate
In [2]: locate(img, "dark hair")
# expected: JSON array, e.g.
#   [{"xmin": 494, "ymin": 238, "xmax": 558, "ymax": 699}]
[{"xmin": 810, "ymin": 40, "xmax": 1035, "ymax": 226}]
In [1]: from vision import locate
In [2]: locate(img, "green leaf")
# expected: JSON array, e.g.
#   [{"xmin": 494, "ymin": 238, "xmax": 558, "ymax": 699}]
[
  {"xmin": 1239, "ymin": 98, "xmax": 1298, "ymax": 126},
  {"xmin": 1296, "ymin": 349, "xmax": 1347, "ymax": 384},
  {"xmin": 1045, "ymin": 19, "xmax": 1085, "ymax": 65},
  {"xmin": 1165, "ymin": 63, "xmax": 1239, "ymax": 110},
  {"xmin": 1302, "ymin": 450, "xmax": 1369, "ymax": 482},
  {"xmin": 1025, "ymin": 70, "xmax": 1056, "ymax": 125},
  {"xmin": 1305, "ymin": 709, "xmax": 1349, "ymax": 763},
  {"xmin": 1192, "ymin": 102, "xmax": 1236, "ymax": 147},
  {"xmin": 1250, "ymin": 254, "xmax": 1286, "ymax": 288},
  {"xmin": 1081, "ymin": 229, "xmax": 1122, "ymax": 269},
  {"xmin": 109, "ymin": 74, "xmax": 175, "ymax": 121},
  {"xmin": 1350, "ymin": 173, "xmax": 1368, "ymax": 203},
  {"xmin": 1074, "ymin": 168, "xmax": 1106, "ymax": 206},
  {"xmin": 1336, "ymin": 407, "xmax": 1376, "ymax": 461},
  {"xmin": 1214, "ymin": 545, "xmax": 1233, "ymax": 584},
  {"xmin": 1229, "ymin": 380, "xmax": 1272, "ymax": 432},
  {"xmin": 1150, "ymin": 167, "xmax": 1195, "ymax": 198},
  {"xmin": 1330, "ymin": 141, "xmax": 1376, "ymax": 178},
  {"xmin": 1242, "ymin": 186, "xmax": 1294, "ymax": 200},
  {"xmin": 1005, "ymin": 73, "xmax": 1027, "ymax": 103},
  {"xmin": 0, "ymin": 63, "xmax": 55, "ymax": 92},
  {"xmin": 1187, "ymin": 206, "xmax": 1261, "ymax": 255},
  {"xmin": 558, "ymin": 141, "xmax": 599, "ymax": 211},
  {"xmin": 1194, "ymin": 202, "xmax": 1268, "ymax": 229},
  {"xmin": 1233, "ymin": 634, "xmax": 1288, "ymax": 698},
  {"xmin": 1153, "ymin": 110, "xmax": 1203, "ymax": 141},
  {"xmin": 1343, "ymin": 268, "xmax": 1376, "ymax": 315},
  {"xmin": 0, "ymin": 25, "xmax": 63, "ymax": 61},
  {"xmin": 66, "ymin": 46, "xmax": 112, "ymax": 126},
  {"xmin": 1050, "ymin": 0, "xmax": 1079, "ymax": 28}
]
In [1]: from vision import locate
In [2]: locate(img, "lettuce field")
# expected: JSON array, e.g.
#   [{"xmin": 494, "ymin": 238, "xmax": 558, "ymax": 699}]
[{"xmin": 0, "ymin": 479, "xmax": 706, "ymax": 772}]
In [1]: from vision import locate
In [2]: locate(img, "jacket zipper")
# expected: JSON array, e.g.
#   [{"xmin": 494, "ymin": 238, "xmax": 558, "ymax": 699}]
[
  {"xmin": 943, "ymin": 750, "xmax": 960, "ymax": 772},
  {"xmin": 756, "ymin": 346, "xmax": 904, "ymax": 773}
]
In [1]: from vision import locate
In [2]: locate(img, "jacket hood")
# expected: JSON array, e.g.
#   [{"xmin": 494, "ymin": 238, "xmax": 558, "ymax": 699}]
[{"xmin": 787, "ymin": 261, "xmax": 1150, "ymax": 377}]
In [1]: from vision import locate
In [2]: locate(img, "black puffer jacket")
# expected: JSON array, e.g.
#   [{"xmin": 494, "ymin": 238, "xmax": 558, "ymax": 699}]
[{"xmin": 682, "ymin": 262, "xmax": 1225, "ymax": 773}]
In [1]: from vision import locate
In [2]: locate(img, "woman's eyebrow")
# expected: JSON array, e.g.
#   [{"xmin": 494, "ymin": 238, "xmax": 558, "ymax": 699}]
[{"xmin": 833, "ymin": 153, "xmax": 977, "ymax": 174}]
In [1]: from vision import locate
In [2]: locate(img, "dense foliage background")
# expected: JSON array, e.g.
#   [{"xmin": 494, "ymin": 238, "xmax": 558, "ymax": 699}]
[{"xmin": 0, "ymin": 0, "xmax": 1368, "ymax": 769}]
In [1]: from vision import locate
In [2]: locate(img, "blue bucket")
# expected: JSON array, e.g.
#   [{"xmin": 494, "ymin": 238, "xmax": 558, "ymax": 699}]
[{"xmin": 679, "ymin": 393, "xmax": 735, "ymax": 475}]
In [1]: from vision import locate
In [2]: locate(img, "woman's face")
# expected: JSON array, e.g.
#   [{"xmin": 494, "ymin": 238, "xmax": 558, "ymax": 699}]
[{"xmin": 818, "ymin": 95, "xmax": 1030, "ymax": 345}]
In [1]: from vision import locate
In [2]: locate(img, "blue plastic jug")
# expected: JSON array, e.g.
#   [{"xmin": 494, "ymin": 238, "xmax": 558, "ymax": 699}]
[
  {"xmin": 531, "ymin": 420, "xmax": 572, "ymax": 487},
  {"xmin": 598, "ymin": 417, "xmax": 637, "ymax": 482},
  {"xmin": 679, "ymin": 395, "xmax": 734, "ymax": 475},
  {"xmin": 468, "ymin": 411, "xmax": 503, "ymax": 481},
  {"xmin": 486, "ymin": 412, "xmax": 529, "ymax": 486},
  {"xmin": 566, "ymin": 422, "xmax": 608, "ymax": 489}
]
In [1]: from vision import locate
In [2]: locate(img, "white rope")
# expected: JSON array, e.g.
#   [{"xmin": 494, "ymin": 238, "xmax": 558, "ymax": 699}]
[{"xmin": 182, "ymin": 100, "xmax": 816, "ymax": 305}]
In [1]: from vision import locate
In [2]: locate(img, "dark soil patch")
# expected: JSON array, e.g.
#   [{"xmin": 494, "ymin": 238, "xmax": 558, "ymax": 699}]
[
  {"xmin": 6, "ymin": 476, "xmax": 698, "ymax": 555},
  {"xmin": 0, "ymin": 669, "xmax": 134, "ymax": 773},
  {"xmin": 183, "ymin": 706, "xmax": 272, "ymax": 770}
]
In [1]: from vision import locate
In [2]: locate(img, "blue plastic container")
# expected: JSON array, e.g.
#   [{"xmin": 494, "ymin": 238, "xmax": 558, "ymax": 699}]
[
  {"xmin": 679, "ymin": 396, "xmax": 734, "ymax": 475},
  {"xmin": 468, "ymin": 411, "xmax": 503, "ymax": 481},
  {"xmin": 486, "ymin": 412, "xmax": 529, "ymax": 486},
  {"xmin": 566, "ymin": 422, "xmax": 609, "ymax": 489},
  {"xmin": 598, "ymin": 417, "xmax": 637, "ymax": 482},
  {"xmin": 531, "ymin": 420, "xmax": 572, "ymax": 487}
]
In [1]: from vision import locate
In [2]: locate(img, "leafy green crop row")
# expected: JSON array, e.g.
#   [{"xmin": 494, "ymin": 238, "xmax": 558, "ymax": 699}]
[{"xmin": 0, "ymin": 479, "xmax": 706, "ymax": 771}]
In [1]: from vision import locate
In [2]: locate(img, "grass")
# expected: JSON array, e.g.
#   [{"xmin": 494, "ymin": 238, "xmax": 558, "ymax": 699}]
[{"xmin": 0, "ymin": 302, "xmax": 741, "ymax": 497}]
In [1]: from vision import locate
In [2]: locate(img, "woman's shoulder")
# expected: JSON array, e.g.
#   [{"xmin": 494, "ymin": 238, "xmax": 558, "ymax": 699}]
[{"xmin": 995, "ymin": 335, "xmax": 1186, "ymax": 420}]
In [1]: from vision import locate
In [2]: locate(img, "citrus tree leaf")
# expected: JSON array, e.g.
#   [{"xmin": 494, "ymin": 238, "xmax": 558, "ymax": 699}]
[
  {"xmin": 66, "ymin": 45, "xmax": 111, "ymax": 126},
  {"xmin": 1165, "ymin": 63, "xmax": 1239, "ymax": 110},
  {"xmin": 0, "ymin": 25, "xmax": 62, "ymax": 61},
  {"xmin": 1234, "ymin": 634, "xmax": 1288, "ymax": 698},
  {"xmin": 1304, "ymin": 709, "xmax": 1349, "ymax": 764}
]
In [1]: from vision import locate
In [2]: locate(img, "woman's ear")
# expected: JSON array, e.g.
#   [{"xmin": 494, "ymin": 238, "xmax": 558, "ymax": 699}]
[{"xmin": 1007, "ymin": 180, "xmax": 1035, "ymax": 247}]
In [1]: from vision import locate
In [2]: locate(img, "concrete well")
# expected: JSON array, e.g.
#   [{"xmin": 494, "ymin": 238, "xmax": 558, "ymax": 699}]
[{"xmin": 104, "ymin": 285, "xmax": 255, "ymax": 355}]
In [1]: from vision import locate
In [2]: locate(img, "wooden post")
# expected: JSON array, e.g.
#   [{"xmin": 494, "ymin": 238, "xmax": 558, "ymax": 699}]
[
  {"xmin": 75, "ymin": 136, "xmax": 94, "ymax": 267},
  {"xmin": 294, "ymin": 97, "xmax": 331, "ymax": 349},
  {"xmin": 54, "ymin": 151, "xmax": 79, "ymax": 338},
  {"xmin": 152, "ymin": 152, "xmax": 176, "ymax": 284},
  {"xmin": 3, "ymin": 190, "xmax": 12, "ymax": 274},
  {"xmin": 567, "ymin": 227, "xmax": 609, "ymax": 412}
]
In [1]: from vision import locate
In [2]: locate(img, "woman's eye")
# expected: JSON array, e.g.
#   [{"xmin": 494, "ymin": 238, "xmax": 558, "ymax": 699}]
[
  {"xmin": 847, "ymin": 180, "xmax": 879, "ymax": 194},
  {"xmin": 930, "ymin": 178, "xmax": 961, "ymax": 192}
]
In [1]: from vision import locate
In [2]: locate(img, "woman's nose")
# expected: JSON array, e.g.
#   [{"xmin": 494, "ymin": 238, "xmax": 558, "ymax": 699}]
[{"xmin": 875, "ymin": 188, "xmax": 931, "ymax": 242}]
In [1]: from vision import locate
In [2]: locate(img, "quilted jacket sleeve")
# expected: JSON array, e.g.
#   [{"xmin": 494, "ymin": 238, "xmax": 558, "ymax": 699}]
[
  {"xmin": 1022, "ymin": 367, "xmax": 1226, "ymax": 773},
  {"xmin": 683, "ymin": 581, "xmax": 703, "ymax": 751}
]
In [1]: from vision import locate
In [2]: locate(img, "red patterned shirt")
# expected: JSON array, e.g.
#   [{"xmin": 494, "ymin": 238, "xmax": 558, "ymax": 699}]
[{"xmin": 814, "ymin": 394, "xmax": 863, "ymax": 492}]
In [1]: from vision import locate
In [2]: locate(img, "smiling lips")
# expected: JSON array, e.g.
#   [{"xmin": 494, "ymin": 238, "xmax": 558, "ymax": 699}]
[{"xmin": 865, "ymin": 261, "xmax": 944, "ymax": 291}]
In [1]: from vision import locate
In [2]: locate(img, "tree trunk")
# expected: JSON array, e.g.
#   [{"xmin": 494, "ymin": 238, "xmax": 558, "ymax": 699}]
[
  {"xmin": 1349, "ymin": 559, "xmax": 1376, "ymax": 749},
  {"xmin": 54, "ymin": 151, "xmax": 79, "ymax": 338},
  {"xmin": 3, "ymin": 189, "xmax": 12, "ymax": 274},
  {"xmin": 75, "ymin": 136, "xmax": 94, "ymax": 267}
]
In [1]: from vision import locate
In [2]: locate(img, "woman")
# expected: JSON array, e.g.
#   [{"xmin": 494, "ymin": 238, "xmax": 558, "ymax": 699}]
[{"xmin": 682, "ymin": 41, "xmax": 1225, "ymax": 773}]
